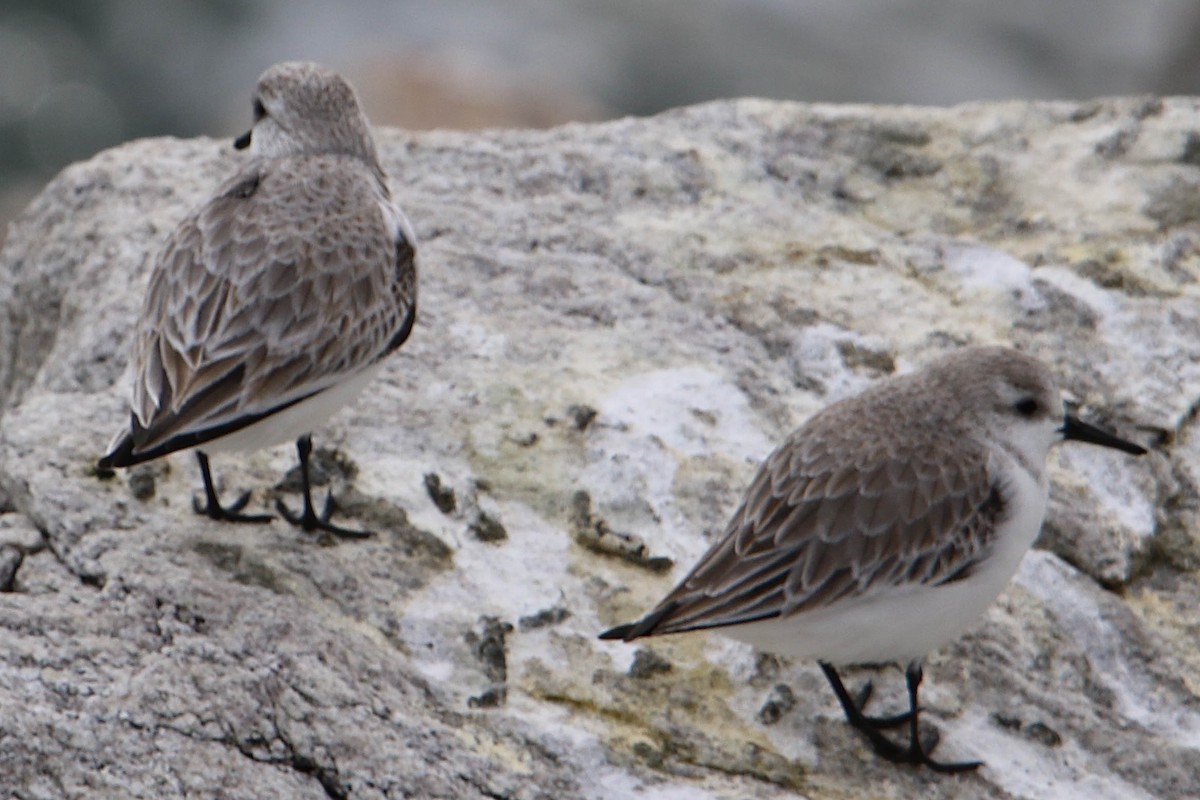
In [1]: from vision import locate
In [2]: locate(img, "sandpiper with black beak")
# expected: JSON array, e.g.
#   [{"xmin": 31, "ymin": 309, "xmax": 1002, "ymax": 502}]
[
  {"xmin": 99, "ymin": 61, "xmax": 417, "ymax": 538},
  {"xmin": 601, "ymin": 346, "xmax": 1146, "ymax": 772}
]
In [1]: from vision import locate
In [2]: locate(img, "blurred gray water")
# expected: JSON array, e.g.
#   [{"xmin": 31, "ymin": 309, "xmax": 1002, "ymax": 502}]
[{"xmin": 3, "ymin": 0, "xmax": 1200, "ymax": 227}]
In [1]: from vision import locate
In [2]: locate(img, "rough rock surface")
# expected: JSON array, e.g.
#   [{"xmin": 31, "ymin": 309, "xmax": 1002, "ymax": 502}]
[{"xmin": 2, "ymin": 97, "xmax": 1199, "ymax": 799}]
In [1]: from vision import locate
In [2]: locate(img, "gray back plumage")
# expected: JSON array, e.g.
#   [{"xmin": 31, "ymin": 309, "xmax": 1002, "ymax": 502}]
[{"xmin": 105, "ymin": 62, "xmax": 417, "ymax": 464}]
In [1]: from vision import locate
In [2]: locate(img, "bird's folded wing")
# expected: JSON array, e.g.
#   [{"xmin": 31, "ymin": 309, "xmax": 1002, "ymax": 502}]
[
  {"xmin": 123, "ymin": 164, "xmax": 416, "ymax": 460},
  {"xmin": 625, "ymin": 429, "xmax": 1005, "ymax": 637}
]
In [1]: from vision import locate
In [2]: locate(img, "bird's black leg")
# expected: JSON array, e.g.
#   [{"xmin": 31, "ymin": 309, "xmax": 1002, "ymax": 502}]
[
  {"xmin": 192, "ymin": 451, "xmax": 272, "ymax": 523},
  {"xmin": 847, "ymin": 673, "xmax": 913, "ymax": 729},
  {"xmin": 820, "ymin": 662, "xmax": 911, "ymax": 761},
  {"xmin": 821, "ymin": 661, "xmax": 981, "ymax": 772},
  {"xmin": 275, "ymin": 434, "xmax": 372, "ymax": 539},
  {"xmin": 901, "ymin": 662, "xmax": 982, "ymax": 773}
]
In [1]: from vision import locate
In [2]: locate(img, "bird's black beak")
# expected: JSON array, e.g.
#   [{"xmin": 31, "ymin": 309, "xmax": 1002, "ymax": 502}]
[
  {"xmin": 233, "ymin": 130, "xmax": 252, "ymax": 150},
  {"xmin": 1060, "ymin": 414, "xmax": 1146, "ymax": 455}
]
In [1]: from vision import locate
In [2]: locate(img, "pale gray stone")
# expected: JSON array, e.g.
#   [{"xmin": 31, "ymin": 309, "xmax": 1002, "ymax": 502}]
[{"xmin": 1, "ymin": 97, "xmax": 1197, "ymax": 799}]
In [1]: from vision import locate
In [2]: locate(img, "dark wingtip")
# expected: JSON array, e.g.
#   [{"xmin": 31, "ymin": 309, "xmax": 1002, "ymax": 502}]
[
  {"xmin": 598, "ymin": 623, "xmax": 636, "ymax": 641},
  {"xmin": 598, "ymin": 600, "xmax": 681, "ymax": 642},
  {"xmin": 97, "ymin": 432, "xmax": 136, "ymax": 470}
]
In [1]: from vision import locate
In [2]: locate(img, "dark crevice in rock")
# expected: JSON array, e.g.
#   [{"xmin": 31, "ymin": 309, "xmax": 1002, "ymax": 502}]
[
  {"xmin": 468, "ymin": 509, "xmax": 507, "ymax": 543},
  {"xmin": 424, "ymin": 472, "xmax": 457, "ymax": 514},
  {"xmin": 466, "ymin": 615, "xmax": 514, "ymax": 709},
  {"xmin": 455, "ymin": 772, "xmax": 510, "ymax": 800},
  {"xmin": 569, "ymin": 490, "xmax": 673, "ymax": 573},
  {"xmin": 7, "ymin": 520, "xmax": 99, "ymax": 589},
  {"xmin": 0, "ymin": 545, "xmax": 22, "ymax": 591},
  {"xmin": 223, "ymin": 705, "xmax": 349, "ymax": 800},
  {"xmin": 757, "ymin": 683, "xmax": 797, "ymax": 726},
  {"xmin": 566, "ymin": 404, "xmax": 597, "ymax": 431},
  {"xmin": 627, "ymin": 648, "xmax": 672, "ymax": 679},
  {"xmin": 126, "ymin": 716, "xmax": 348, "ymax": 800},
  {"xmin": 518, "ymin": 605, "xmax": 570, "ymax": 631},
  {"xmin": 283, "ymin": 749, "xmax": 347, "ymax": 800}
]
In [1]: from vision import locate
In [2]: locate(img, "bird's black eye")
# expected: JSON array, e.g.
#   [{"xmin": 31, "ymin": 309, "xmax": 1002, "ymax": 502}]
[
  {"xmin": 1014, "ymin": 398, "xmax": 1040, "ymax": 417},
  {"xmin": 252, "ymin": 98, "xmax": 266, "ymax": 121}
]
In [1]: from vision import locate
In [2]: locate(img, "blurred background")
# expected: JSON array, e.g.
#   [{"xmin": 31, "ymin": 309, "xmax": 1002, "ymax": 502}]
[{"xmin": 4, "ymin": 0, "xmax": 1200, "ymax": 236}]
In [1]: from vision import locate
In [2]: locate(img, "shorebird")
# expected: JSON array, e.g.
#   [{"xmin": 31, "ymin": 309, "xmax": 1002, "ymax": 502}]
[
  {"xmin": 99, "ymin": 62, "xmax": 417, "ymax": 538},
  {"xmin": 601, "ymin": 346, "xmax": 1146, "ymax": 771}
]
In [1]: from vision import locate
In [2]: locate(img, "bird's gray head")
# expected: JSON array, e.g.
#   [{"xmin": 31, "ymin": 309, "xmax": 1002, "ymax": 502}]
[
  {"xmin": 928, "ymin": 346, "xmax": 1144, "ymax": 472},
  {"xmin": 233, "ymin": 62, "xmax": 380, "ymax": 167}
]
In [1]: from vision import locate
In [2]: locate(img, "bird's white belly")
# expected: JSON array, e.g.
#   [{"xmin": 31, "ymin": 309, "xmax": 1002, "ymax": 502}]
[{"xmin": 198, "ymin": 363, "xmax": 384, "ymax": 455}]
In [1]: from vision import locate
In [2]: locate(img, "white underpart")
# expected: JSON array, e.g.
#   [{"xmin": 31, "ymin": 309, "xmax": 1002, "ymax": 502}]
[
  {"xmin": 382, "ymin": 197, "xmax": 418, "ymax": 250},
  {"xmin": 722, "ymin": 425, "xmax": 1054, "ymax": 665},
  {"xmin": 199, "ymin": 362, "xmax": 384, "ymax": 454}
]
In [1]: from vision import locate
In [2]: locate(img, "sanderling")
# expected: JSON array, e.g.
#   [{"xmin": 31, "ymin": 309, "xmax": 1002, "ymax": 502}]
[
  {"xmin": 98, "ymin": 61, "xmax": 417, "ymax": 538},
  {"xmin": 601, "ymin": 346, "xmax": 1146, "ymax": 772}
]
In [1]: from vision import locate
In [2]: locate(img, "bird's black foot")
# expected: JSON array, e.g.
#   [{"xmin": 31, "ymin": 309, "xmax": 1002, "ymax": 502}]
[
  {"xmin": 822, "ymin": 663, "xmax": 913, "ymax": 733},
  {"xmin": 893, "ymin": 726, "xmax": 981, "ymax": 774},
  {"xmin": 851, "ymin": 680, "xmax": 914, "ymax": 729},
  {"xmin": 276, "ymin": 491, "xmax": 370, "ymax": 539},
  {"xmin": 193, "ymin": 452, "xmax": 272, "ymax": 524},
  {"xmin": 820, "ymin": 661, "xmax": 981, "ymax": 773},
  {"xmin": 277, "ymin": 435, "xmax": 372, "ymax": 539}
]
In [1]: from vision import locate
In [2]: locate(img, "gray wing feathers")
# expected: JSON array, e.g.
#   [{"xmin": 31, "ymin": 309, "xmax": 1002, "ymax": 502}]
[
  {"xmin": 128, "ymin": 156, "xmax": 415, "ymax": 454},
  {"xmin": 638, "ymin": 419, "xmax": 1004, "ymax": 635}
]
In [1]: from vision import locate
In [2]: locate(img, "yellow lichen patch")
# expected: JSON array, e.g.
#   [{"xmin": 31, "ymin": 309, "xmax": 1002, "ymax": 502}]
[{"xmin": 521, "ymin": 634, "xmax": 808, "ymax": 791}]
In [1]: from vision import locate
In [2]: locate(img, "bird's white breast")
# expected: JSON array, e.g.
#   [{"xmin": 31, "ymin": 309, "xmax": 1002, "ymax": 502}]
[{"xmin": 198, "ymin": 362, "xmax": 384, "ymax": 455}]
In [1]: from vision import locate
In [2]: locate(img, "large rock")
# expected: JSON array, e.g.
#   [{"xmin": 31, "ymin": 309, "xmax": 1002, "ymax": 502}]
[{"xmin": 2, "ymin": 97, "xmax": 1198, "ymax": 798}]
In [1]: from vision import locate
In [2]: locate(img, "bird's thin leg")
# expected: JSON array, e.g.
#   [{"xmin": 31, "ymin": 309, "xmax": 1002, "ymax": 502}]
[
  {"xmin": 275, "ymin": 435, "xmax": 372, "ymax": 539},
  {"xmin": 851, "ymin": 676, "xmax": 914, "ymax": 729},
  {"xmin": 821, "ymin": 662, "xmax": 911, "ymax": 731},
  {"xmin": 821, "ymin": 661, "xmax": 981, "ymax": 772},
  {"xmin": 902, "ymin": 662, "xmax": 982, "ymax": 774},
  {"xmin": 820, "ymin": 662, "xmax": 910, "ymax": 760},
  {"xmin": 192, "ymin": 451, "xmax": 272, "ymax": 523}
]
